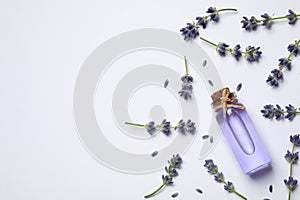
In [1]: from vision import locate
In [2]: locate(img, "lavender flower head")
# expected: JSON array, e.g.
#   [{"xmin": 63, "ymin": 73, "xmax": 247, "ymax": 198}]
[
  {"xmin": 230, "ymin": 44, "xmax": 242, "ymax": 60},
  {"xmin": 244, "ymin": 46, "xmax": 262, "ymax": 62},
  {"xmin": 278, "ymin": 58, "xmax": 292, "ymax": 70},
  {"xmin": 176, "ymin": 119, "xmax": 196, "ymax": 134},
  {"xmin": 216, "ymin": 42, "xmax": 229, "ymax": 56},
  {"xmin": 287, "ymin": 9, "xmax": 298, "ymax": 25},
  {"xmin": 284, "ymin": 177, "xmax": 298, "ymax": 191},
  {"xmin": 162, "ymin": 174, "xmax": 173, "ymax": 186},
  {"xmin": 241, "ymin": 16, "xmax": 258, "ymax": 31},
  {"xmin": 146, "ymin": 121, "xmax": 156, "ymax": 135},
  {"xmin": 180, "ymin": 22, "xmax": 200, "ymax": 41},
  {"xmin": 178, "ymin": 84, "xmax": 193, "ymax": 100},
  {"xmin": 160, "ymin": 119, "xmax": 171, "ymax": 135},
  {"xmin": 266, "ymin": 69, "xmax": 283, "ymax": 87},
  {"xmin": 196, "ymin": 16, "xmax": 208, "ymax": 29},
  {"xmin": 165, "ymin": 166, "xmax": 178, "ymax": 177},
  {"xmin": 224, "ymin": 181, "xmax": 235, "ymax": 192},
  {"xmin": 287, "ymin": 42, "xmax": 300, "ymax": 57},
  {"xmin": 214, "ymin": 172, "xmax": 225, "ymax": 182},
  {"xmin": 206, "ymin": 7, "xmax": 219, "ymax": 22},
  {"xmin": 290, "ymin": 134, "xmax": 300, "ymax": 146},
  {"xmin": 261, "ymin": 13, "xmax": 272, "ymax": 28},
  {"xmin": 285, "ymin": 104, "xmax": 299, "ymax": 121},
  {"xmin": 168, "ymin": 154, "xmax": 183, "ymax": 169},
  {"xmin": 181, "ymin": 75, "xmax": 193, "ymax": 83},
  {"xmin": 178, "ymin": 56, "xmax": 193, "ymax": 100},
  {"xmin": 285, "ymin": 150, "xmax": 299, "ymax": 164}
]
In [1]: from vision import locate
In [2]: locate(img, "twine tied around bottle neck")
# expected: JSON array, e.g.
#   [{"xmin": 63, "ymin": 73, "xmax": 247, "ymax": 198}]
[{"xmin": 211, "ymin": 87, "xmax": 245, "ymax": 116}]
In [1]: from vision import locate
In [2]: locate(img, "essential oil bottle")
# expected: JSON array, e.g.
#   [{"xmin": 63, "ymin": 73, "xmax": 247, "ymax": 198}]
[{"xmin": 211, "ymin": 87, "xmax": 272, "ymax": 174}]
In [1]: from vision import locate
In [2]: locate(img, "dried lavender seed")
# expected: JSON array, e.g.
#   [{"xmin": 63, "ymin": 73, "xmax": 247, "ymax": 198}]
[
  {"xmin": 171, "ymin": 192, "xmax": 179, "ymax": 198},
  {"xmin": 236, "ymin": 83, "xmax": 242, "ymax": 92},
  {"xmin": 202, "ymin": 60, "xmax": 207, "ymax": 67},
  {"xmin": 208, "ymin": 80, "xmax": 214, "ymax": 87},
  {"xmin": 202, "ymin": 135, "xmax": 209, "ymax": 140},
  {"xmin": 164, "ymin": 79, "xmax": 169, "ymax": 88},
  {"xmin": 196, "ymin": 188, "xmax": 203, "ymax": 194},
  {"xmin": 269, "ymin": 185, "xmax": 273, "ymax": 193},
  {"xmin": 210, "ymin": 136, "xmax": 213, "ymax": 143},
  {"xmin": 263, "ymin": 198, "xmax": 271, "ymax": 200},
  {"xmin": 151, "ymin": 151, "xmax": 159, "ymax": 157}
]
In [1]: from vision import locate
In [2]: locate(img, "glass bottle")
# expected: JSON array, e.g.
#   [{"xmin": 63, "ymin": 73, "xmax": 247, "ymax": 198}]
[{"xmin": 211, "ymin": 88, "xmax": 272, "ymax": 174}]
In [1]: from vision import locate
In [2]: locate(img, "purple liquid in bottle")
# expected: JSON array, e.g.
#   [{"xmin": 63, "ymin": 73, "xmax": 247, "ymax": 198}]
[{"xmin": 212, "ymin": 88, "xmax": 272, "ymax": 174}]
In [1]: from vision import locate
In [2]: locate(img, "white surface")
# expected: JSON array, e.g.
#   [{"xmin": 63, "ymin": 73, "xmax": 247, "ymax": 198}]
[{"xmin": 1, "ymin": 0, "xmax": 300, "ymax": 199}]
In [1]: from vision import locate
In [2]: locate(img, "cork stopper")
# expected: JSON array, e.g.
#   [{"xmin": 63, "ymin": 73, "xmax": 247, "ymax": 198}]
[{"xmin": 211, "ymin": 87, "xmax": 244, "ymax": 113}]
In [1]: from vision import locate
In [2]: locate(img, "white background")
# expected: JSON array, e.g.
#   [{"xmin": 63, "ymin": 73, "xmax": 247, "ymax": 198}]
[{"xmin": 1, "ymin": 0, "xmax": 300, "ymax": 199}]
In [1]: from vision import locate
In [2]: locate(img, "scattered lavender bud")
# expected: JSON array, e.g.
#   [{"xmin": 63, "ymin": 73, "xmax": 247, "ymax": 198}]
[
  {"xmin": 195, "ymin": 188, "xmax": 203, "ymax": 194},
  {"xmin": 202, "ymin": 60, "xmax": 207, "ymax": 67},
  {"xmin": 210, "ymin": 136, "xmax": 214, "ymax": 143},
  {"xmin": 202, "ymin": 134, "xmax": 209, "ymax": 140},
  {"xmin": 164, "ymin": 79, "xmax": 169, "ymax": 88},
  {"xmin": 171, "ymin": 192, "xmax": 179, "ymax": 198},
  {"xmin": 236, "ymin": 83, "xmax": 242, "ymax": 92},
  {"xmin": 269, "ymin": 185, "xmax": 273, "ymax": 193},
  {"xmin": 208, "ymin": 80, "xmax": 214, "ymax": 87},
  {"xmin": 151, "ymin": 151, "xmax": 159, "ymax": 157}
]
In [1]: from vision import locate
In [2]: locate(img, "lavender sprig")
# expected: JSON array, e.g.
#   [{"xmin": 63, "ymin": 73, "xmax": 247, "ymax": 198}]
[
  {"xmin": 284, "ymin": 134, "xmax": 300, "ymax": 200},
  {"xmin": 125, "ymin": 119, "xmax": 196, "ymax": 135},
  {"xmin": 204, "ymin": 159, "xmax": 247, "ymax": 200},
  {"xmin": 178, "ymin": 56, "xmax": 194, "ymax": 100},
  {"xmin": 266, "ymin": 39, "xmax": 300, "ymax": 87},
  {"xmin": 261, "ymin": 104, "xmax": 300, "ymax": 121},
  {"xmin": 180, "ymin": 7, "xmax": 237, "ymax": 40},
  {"xmin": 200, "ymin": 37, "xmax": 262, "ymax": 62},
  {"xmin": 241, "ymin": 9, "xmax": 300, "ymax": 31},
  {"xmin": 144, "ymin": 154, "xmax": 182, "ymax": 198}
]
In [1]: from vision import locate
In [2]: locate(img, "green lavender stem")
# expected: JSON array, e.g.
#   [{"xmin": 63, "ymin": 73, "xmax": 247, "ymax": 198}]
[
  {"xmin": 234, "ymin": 191, "xmax": 248, "ymax": 200},
  {"xmin": 217, "ymin": 8, "xmax": 238, "ymax": 12},
  {"xmin": 255, "ymin": 14, "xmax": 300, "ymax": 23},
  {"xmin": 200, "ymin": 37, "xmax": 248, "ymax": 54},
  {"xmin": 277, "ymin": 38, "xmax": 300, "ymax": 71},
  {"xmin": 200, "ymin": 37, "xmax": 218, "ymax": 48},
  {"xmin": 144, "ymin": 183, "xmax": 165, "ymax": 198},
  {"xmin": 222, "ymin": 181, "xmax": 247, "ymax": 200},
  {"xmin": 287, "ymin": 144, "xmax": 295, "ymax": 200},
  {"xmin": 184, "ymin": 56, "xmax": 188, "ymax": 75},
  {"xmin": 125, "ymin": 122, "xmax": 145, "ymax": 127},
  {"xmin": 125, "ymin": 122, "xmax": 178, "ymax": 129},
  {"xmin": 201, "ymin": 8, "xmax": 237, "ymax": 20}
]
